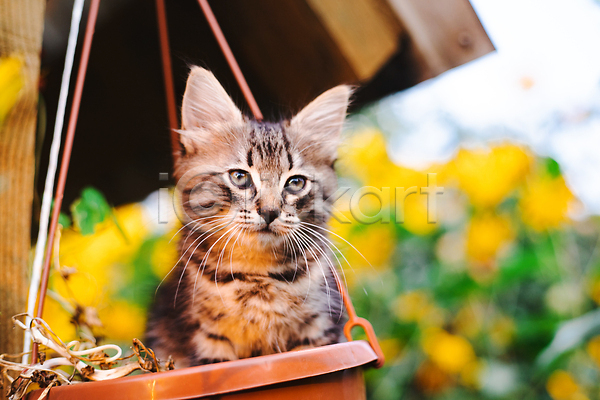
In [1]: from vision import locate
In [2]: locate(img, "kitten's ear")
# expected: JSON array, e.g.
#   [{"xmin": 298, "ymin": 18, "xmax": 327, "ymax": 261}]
[
  {"xmin": 289, "ymin": 85, "xmax": 352, "ymax": 164},
  {"xmin": 181, "ymin": 67, "xmax": 243, "ymax": 131}
]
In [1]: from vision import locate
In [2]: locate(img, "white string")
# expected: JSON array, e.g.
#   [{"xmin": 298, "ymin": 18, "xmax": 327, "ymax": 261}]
[{"xmin": 23, "ymin": 0, "xmax": 86, "ymax": 364}]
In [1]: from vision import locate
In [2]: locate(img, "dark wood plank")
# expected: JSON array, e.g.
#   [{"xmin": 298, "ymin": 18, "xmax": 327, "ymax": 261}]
[{"xmin": 0, "ymin": 0, "xmax": 45, "ymax": 396}]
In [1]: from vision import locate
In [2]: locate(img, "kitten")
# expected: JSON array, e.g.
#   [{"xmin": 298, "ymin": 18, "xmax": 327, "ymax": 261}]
[{"xmin": 146, "ymin": 67, "xmax": 351, "ymax": 368}]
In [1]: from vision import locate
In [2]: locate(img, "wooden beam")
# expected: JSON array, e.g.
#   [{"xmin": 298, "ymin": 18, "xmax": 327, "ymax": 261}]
[
  {"xmin": 305, "ymin": 0, "xmax": 403, "ymax": 81},
  {"xmin": 0, "ymin": 0, "xmax": 45, "ymax": 390},
  {"xmin": 388, "ymin": 0, "xmax": 494, "ymax": 78},
  {"xmin": 212, "ymin": 0, "xmax": 359, "ymax": 112}
]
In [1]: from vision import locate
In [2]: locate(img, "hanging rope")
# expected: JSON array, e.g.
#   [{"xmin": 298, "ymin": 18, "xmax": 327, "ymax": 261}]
[
  {"xmin": 196, "ymin": 0, "xmax": 263, "ymax": 121},
  {"xmin": 23, "ymin": 0, "xmax": 86, "ymax": 365},
  {"xmin": 31, "ymin": 0, "xmax": 101, "ymax": 364},
  {"xmin": 155, "ymin": 0, "xmax": 179, "ymax": 160}
]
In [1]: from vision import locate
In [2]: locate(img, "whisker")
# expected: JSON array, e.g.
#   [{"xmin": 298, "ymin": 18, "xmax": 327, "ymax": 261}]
[
  {"xmin": 155, "ymin": 219, "xmax": 231, "ymax": 297},
  {"xmin": 281, "ymin": 233, "xmax": 298, "ymax": 282},
  {"xmin": 288, "ymin": 230, "xmax": 312, "ymax": 304},
  {"xmin": 295, "ymin": 229, "xmax": 339, "ymax": 317},
  {"xmin": 293, "ymin": 230, "xmax": 332, "ymax": 314},
  {"xmin": 216, "ymin": 225, "xmax": 240, "ymax": 287},
  {"xmin": 173, "ymin": 220, "xmax": 232, "ymax": 305},
  {"xmin": 169, "ymin": 214, "xmax": 225, "ymax": 243},
  {"xmin": 298, "ymin": 225, "xmax": 350, "ymax": 295},
  {"xmin": 300, "ymin": 221, "xmax": 374, "ymax": 270},
  {"xmin": 299, "ymin": 225, "xmax": 353, "ymax": 273},
  {"xmin": 298, "ymin": 226, "xmax": 345, "ymax": 319},
  {"xmin": 180, "ymin": 220, "xmax": 231, "ymax": 265},
  {"xmin": 300, "ymin": 221, "xmax": 382, "ymax": 295},
  {"xmin": 193, "ymin": 224, "xmax": 239, "ymax": 306}
]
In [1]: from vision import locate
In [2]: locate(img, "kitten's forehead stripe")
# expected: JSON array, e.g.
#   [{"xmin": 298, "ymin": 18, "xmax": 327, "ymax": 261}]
[
  {"xmin": 281, "ymin": 129, "xmax": 294, "ymax": 170},
  {"xmin": 245, "ymin": 121, "xmax": 292, "ymax": 172}
]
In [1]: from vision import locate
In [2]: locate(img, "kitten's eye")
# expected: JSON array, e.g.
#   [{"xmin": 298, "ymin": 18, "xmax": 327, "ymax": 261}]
[
  {"xmin": 229, "ymin": 170, "xmax": 253, "ymax": 189},
  {"xmin": 285, "ymin": 176, "xmax": 306, "ymax": 193}
]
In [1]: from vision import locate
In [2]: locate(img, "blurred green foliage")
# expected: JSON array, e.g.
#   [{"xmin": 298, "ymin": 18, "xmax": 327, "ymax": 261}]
[{"xmin": 337, "ymin": 130, "xmax": 600, "ymax": 400}]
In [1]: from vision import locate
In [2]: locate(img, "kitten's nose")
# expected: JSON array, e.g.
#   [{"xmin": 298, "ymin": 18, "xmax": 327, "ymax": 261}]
[{"xmin": 259, "ymin": 208, "xmax": 280, "ymax": 225}]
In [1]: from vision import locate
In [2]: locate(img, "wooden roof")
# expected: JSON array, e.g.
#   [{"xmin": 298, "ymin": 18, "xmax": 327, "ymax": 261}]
[{"xmin": 38, "ymin": 0, "xmax": 493, "ymax": 205}]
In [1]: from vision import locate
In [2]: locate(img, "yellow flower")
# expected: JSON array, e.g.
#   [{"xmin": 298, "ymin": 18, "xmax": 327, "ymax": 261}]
[
  {"xmin": 48, "ymin": 203, "xmax": 153, "ymax": 342},
  {"xmin": 520, "ymin": 175, "xmax": 574, "ymax": 231},
  {"xmin": 587, "ymin": 335, "xmax": 600, "ymax": 368},
  {"xmin": 0, "ymin": 56, "xmax": 24, "ymax": 125},
  {"xmin": 546, "ymin": 370, "xmax": 588, "ymax": 400},
  {"xmin": 98, "ymin": 300, "xmax": 147, "ymax": 342},
  {"xmin": 449, "ymin": 144, "xmax": 531, "ymax": 208},
  {"xmin": 466, "ymin": 212, "xmax": 514, "ymax": 263},
  {"xmin": 51, "ymin": 270, "xmax": 106, "ymax": 308},
  {"xmin": 340, "ymin": 128, "xmax": 429, "ymax": 186},
  {"xmin": 351, "ymin": 189, "xmax": 389, "ymax": 221},
  {"xmin": 340, "ymin": 129, "xmax": 445, "ymax": 234},
  {"xmin": 590, "ymin": 280, "xmax": 600, "ymax": 306},
  {"xmin": 379, "ymin": 338, "xmax": 403, "ymax": 363},
  {"xmin": 150, "ymin": 232, "xmax": 180, "ymax": 279},
  {"xmin": 339, "ymin": 129, "xmax": 395, "ymax": 187},
  {"xmin": 329, "ymin": 210, "xmax": 354, "ymax": 238},
  {"xmin": 460, "ymin": 359, "xmax": 482, "ymax": 389},
  {"xmin": 395, "ymin": 290, "xmax": 444, "ymax": 327},
  {"xmin": 453, "ymin": 302, "xmax": 515, "ymax": 350},
  {"xmin": 421, "ymin": 328, "xmax": 476, "ymax": 374},
  {"xmin": 395, "ymin": 290, "xmax": 431, "ymax": 323},
  {"xmin": 350, "ymin": 224, "xmax": 395, "ymax": 267},
  {"xmin": 489, "ymin": 315, "xmax": 516, "ymax": 349},
  {"xmin": 59, "ymin": 204, "xmax": 150, "ymax": 289},
  {"xmin": 42, "ymin": 296, "xmax": 76, "ymax": 342},
  {"xmin": 415, "ymin": 361, "xmax": 453, "ymax": 394},
  {"xmin": 337, "ymin": 224, "xmax": 396, "ymax": 287},
  {"xmin": 453, "ymin": 302, "xmax": 484, "ymax": 339},
  {"xmin": 404, "ymin": 193, "xmax": 438, "ymax": 236}
]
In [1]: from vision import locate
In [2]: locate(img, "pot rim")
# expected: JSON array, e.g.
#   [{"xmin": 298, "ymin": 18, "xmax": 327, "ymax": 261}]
[{"xmin": 27, "ymin": 340, "xmax": 377, "ymax": 400}]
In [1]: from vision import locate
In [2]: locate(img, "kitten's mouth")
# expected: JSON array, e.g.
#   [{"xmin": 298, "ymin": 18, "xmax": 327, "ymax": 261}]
[{"xmin": 259, "ymin": 226, "xmax": 277, "ymax": 235}]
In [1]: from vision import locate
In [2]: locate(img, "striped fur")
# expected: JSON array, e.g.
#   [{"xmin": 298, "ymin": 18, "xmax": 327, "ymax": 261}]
[{"xmin": 146, "ymin": 67, "xmax": 351, "ymax": 368}]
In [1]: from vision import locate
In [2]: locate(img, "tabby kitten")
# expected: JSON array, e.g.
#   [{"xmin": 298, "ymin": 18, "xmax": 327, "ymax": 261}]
[{"xmin": 146, "ymin": 67, "xmax": 351, "ymax": 368}]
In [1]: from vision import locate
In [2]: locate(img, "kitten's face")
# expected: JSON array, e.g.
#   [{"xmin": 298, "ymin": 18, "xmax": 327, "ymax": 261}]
[{"xmin": 174, "ymin": 67, "xmax": 350, "ymax": 248}]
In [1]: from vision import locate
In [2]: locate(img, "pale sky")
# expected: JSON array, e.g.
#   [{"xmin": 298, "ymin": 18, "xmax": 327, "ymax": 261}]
[{"xmin": 370, "ymin": 0, "xmax": 600, "ymax": 214}]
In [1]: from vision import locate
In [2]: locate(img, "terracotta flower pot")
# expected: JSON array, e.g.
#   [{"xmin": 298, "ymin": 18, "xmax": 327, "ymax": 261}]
[{"xmin": 26, "ymin": 340, "xmax": 379, "ymax": 400}]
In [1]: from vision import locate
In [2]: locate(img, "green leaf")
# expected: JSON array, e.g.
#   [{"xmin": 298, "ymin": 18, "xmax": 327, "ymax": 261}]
[
  {"xmin": 71, "ymin": 187, "xmax": 111, "ymax": 235},
  {"xmin": 114, "ymin": 236, "xmax": 161, "ymax": 309},
  {"xmin": 58, "ymin": 212, "xmax": 71, "ymax": 228},
  {"xmin": 513, "ymin": 315, "xmax": 560, "ymax": 361},
  {"xmin": 545, "ymin": 157, "xmax": 561, "ymax": 178},
  {"xmin": 434, "ymin": 271, "xmax": 480, "ymax": 305},
  {"xmin": 496, "ymin": 249, "xmax": 540, "ymax": 287}
]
